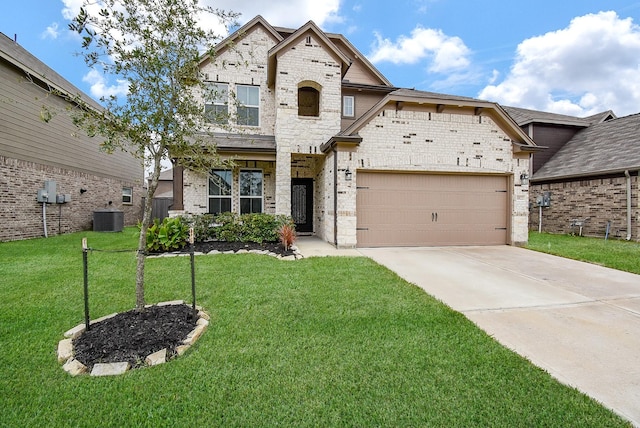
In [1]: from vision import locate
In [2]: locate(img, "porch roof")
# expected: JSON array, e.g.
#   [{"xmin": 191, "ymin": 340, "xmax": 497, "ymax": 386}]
[{"xmin": 204, "ymin": 133, "xmax": 276, "ymax": 153}]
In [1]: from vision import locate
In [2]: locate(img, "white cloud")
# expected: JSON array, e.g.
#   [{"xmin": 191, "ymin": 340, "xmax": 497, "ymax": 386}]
[
  {"xmin": 82, "ymin": 69, "xmax": 129, "ymax": 99},
  {"xmin": 479, "ymin": 11, "xmax": 640, "ymax": 116},
  {"xmin": 368, "ymin": 26, "xmax": 471, "ymax": 73},
  {"xmin": 41, "ymin": 22, "xmax": 60, "ymax": 40},
  {"xmin": 202, "ymin": 0, "xmax": 343, "ymax": 29},
  {"xmin": 61, "ymin": 0, "xmax": 84, "ymax": 20}
]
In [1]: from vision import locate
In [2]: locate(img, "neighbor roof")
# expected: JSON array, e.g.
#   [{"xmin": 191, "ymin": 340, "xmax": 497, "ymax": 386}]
[
  {"xmin": 502, "ymin": 106, "xmax": 593, "ymax": 128},
  {"xmin": 0, "ymin": 32, "xmax": 102, "ymax": 111},
  {"xmin": 532, "ymin": 113, "xmax": 640, "ymax": 181}
]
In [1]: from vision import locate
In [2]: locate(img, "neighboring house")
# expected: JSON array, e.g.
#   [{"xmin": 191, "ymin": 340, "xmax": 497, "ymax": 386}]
[
  {"xmin": 170, "ymin": 16, "xmax": 539, "ymax": 247},
  {"xmin": 0, "ymin": 33, "xmax": 143, "ymax": 241},
  {"xmin": 528, "ymin": 113, "xmax": 639, "ymax": 240},
  {"xmin": 148, "ymin": 169, "xmax": 174, "ymax": 221},
  {"xmin": 503, "ymin": 106, "xmax": 616, "ymax": 174}
]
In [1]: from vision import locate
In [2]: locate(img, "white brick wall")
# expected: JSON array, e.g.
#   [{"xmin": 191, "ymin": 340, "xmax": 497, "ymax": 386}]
[
  {"xmin": 182, "ymin": 161, "xmax": 276, "ymax": 215},
  {"xmin": 199, "ymin": 26, "xmax": 278, "ymax": 135},
  {"xmin": 273, "ymin": 34, "xmax": 344, "ymax": 216},
  {"xmin": 355, "ymin": 108, "xmax": 531, "ymax": 245}
]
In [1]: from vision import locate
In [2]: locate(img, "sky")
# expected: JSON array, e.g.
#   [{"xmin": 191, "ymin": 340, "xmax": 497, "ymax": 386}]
[{"xmin": 2, "ymin": 0, "xmax": 640, "ymax": 117}]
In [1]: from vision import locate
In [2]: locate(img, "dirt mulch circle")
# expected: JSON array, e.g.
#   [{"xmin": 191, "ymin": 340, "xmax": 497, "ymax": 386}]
[{"xmin": 73, "ymin": 304, "xmax": 197, "ymax": 371}]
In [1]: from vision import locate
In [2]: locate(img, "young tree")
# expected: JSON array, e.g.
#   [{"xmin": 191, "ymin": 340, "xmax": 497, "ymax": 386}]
[{"xmin": 69, "ymin": 0, "xmax": 238, "ymax": 310}]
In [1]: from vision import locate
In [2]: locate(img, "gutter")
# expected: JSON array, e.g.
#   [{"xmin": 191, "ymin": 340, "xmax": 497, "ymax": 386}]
[{"xmin": 625, "ymin": 170, "xmax": 632, "ymax": 241}]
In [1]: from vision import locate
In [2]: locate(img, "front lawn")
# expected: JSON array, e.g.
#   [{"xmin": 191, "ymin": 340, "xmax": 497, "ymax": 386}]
[
  {"xmin": 528, "ymin": 232, "xmax": 640, "ymax": 275},
  {"xmin": 0, "ymin": 229, "xmax": 629, "ymax": 427}
]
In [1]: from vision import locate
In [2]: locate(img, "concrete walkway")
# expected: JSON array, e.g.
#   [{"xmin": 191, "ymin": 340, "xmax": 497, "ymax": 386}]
[
  {"xmin": 359, "ymin": 245, "xmax": 640, "ymax": 427},
  {"xmin": 295, "ymin": 236, "xmax": 363, "ymax": 258}
]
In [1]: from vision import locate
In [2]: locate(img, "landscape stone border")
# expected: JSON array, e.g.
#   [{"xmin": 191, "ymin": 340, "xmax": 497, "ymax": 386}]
[
  {"xmin": 146, "ymin": 244, "xmax": 304, "ymax": 260},
  {"xmin": 58, "ymin": 301, "xmax": 210, "ymax": 377}
]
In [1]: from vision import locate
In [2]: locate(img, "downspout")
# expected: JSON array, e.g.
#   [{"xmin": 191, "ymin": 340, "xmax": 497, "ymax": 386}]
[
  {"xmin": 333, "ymin": 149, "xmax": 338, "ymax": 246},
  {"xmin": 625, "ymin": 170, "xmax": 632, "ymax": 241}
]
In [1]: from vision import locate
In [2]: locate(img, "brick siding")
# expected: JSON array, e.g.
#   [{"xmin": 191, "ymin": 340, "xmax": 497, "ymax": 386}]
[
  {"xmin": 1, "ymin": 156, "xmax": 143, "ymax": 241},
  {"xmin": 529, "ymin": 174, "xmax": 639, "ymax": 240}
]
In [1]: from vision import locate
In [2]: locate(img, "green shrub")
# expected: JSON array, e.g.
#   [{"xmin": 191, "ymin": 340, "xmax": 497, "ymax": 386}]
[
  {"xmin": 144, "ymin": 217, "xmax": 190, "ymax": 252},
  {"xmin": 184, "ymin": 214, "xmax": 216, "ymax": 242},
  {"xmin": 213, "ymin": 212, "xmax": 243, "ymax": 242},
  {"xmin": 173, "ymin": 213, "xmax": 296, "ymax": 244}
]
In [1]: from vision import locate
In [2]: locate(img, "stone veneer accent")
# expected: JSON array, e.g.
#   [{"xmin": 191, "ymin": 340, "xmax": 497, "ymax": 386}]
[
  {"xmin": 58, "ymin": 301, "xmax": 210, "ymax": 376},
  {"xmin": 529, "ymin": 174, "xmax": 639, "ymax": 240},
  {"xmin": 1, "ymin": 156, "xmax": 143, "ymax": 242}
]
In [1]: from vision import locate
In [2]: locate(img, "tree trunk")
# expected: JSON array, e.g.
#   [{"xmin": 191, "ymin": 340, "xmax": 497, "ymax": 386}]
[{"xmin": 135, "ymin": 149, "xmax": 163, "ymax": 310}]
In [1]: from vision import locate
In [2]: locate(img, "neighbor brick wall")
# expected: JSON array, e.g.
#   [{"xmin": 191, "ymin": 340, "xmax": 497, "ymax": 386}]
[
  {"xmin": 1, "ymin": 156, "xmax": 143, "ymax": 241},
  {"xmin": 529, "ymin": 175, "xmax": 639, "ymax": 240}
]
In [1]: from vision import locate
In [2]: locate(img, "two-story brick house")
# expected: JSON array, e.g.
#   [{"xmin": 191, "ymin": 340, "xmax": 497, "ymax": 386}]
[{"xmin": 171, "ymin": 16, "xmax": 539, "ymax": 247}]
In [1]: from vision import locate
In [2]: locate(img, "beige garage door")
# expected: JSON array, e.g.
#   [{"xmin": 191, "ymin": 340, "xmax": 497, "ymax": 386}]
[{"xmin": 356, "ymin": 172, "xmax": 509, "ymax": 247}]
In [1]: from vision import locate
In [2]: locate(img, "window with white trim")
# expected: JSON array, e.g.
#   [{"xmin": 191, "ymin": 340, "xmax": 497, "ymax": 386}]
[
  {"xmin": 208, "ymin": 170, "xmax": 232, "ymax": 214},
  {"xmin": 342, "ymin": 95, "xmax": 355, "ymax": 118},
  {"xmin": 236, "ymin": 85, "xmax": 259, "ymax": 126},
  {"xmin": 239, "ymin": 170, "xmax": 263, "ymax": 214},
  {"xmin": 204, "ymin": 82, "xmax": 228, "ymax": 124},
  {"xmin": 122, "ymin": 187, "xmax": 133, "ymax": 205}
]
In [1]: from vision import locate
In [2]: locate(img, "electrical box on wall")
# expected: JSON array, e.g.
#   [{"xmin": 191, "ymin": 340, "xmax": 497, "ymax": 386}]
[
  {"xmin": 536, "ymin": 191, "xmax": 551, "ymax": 207},
  {"xmin": 37, "ymin": 189, "xmax": 49, "ymax": 203}
]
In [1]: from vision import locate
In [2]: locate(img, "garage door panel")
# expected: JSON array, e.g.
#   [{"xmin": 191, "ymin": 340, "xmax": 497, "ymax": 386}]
[{"xmin": 356, "ymin": 172, "xmax": 509, "ymax": 247}]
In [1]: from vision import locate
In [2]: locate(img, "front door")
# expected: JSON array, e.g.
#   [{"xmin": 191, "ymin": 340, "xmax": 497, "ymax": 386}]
[{"xmin": 291, "ymin": 178, "xmax": 313, "ymax": 233}]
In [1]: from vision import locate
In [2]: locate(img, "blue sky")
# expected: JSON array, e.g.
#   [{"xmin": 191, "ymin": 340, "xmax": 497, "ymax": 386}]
[{"xmin": 3, "ymin": 0, "xmax": 640, "ymax": 116}]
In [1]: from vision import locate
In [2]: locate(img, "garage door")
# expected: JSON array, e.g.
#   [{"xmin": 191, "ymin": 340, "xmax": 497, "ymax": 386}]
[{"xmin": 356, "ymin": 172, "xmax": 509, "ymax": 247}]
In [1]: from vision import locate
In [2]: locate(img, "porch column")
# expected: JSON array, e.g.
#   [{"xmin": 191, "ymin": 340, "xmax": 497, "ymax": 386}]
[
  {"xmin": 171, "ymin": 165, "xmax": 184, "ymax": 211},
  {"xmin": 275, "ymin": 147, "xmax": 291, "ymax": 216}
]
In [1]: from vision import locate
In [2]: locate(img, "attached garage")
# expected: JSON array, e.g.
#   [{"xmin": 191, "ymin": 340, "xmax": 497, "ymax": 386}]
[{"xmin": 356, "ymin": 172, "xmax": 509, "ymax": 247}]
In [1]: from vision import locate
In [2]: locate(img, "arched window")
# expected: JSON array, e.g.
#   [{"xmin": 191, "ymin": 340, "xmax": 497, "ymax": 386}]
[{"xmin": 298, "ymin": 83, "xmax": 320, "ymax": 117}]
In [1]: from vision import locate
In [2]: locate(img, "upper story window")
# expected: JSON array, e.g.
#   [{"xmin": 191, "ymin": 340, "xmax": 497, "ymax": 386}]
[
  {"xmin": 342, "ymin": 95, "xmax": 355, "ymax": 118},
  {"xmin": 208, "ymin": 169, "xmax": 232, "ymax": 215},
  {"xmin": 298, "ymin": 86, "xmax": 320, "ymax": 117},
  {"xmin": 236, "ymin": 85, "xmax": 259, "ymax": 127},
  {"xmin": 204, "ymin": 83, "xmax": 228, "ymax": 124},
  {"xmin": 239, "ymin": 170, "xmax": 263, "ymax": 214}
]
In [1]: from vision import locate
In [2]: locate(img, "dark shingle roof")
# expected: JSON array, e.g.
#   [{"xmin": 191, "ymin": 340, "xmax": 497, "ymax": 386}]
[
  {"xmin": 502, "ymin": 106, "xmax": 591, "ymax": 127},
  {"xmin": 204, "ymin": 133, "xmax": 276, "ymax": 153},
  {"xmin": 0, "ymin": 32, "xmax": 102, "ymax": 111},
  {"xmin": 390, "ymin": 88, "xmax": 486, "ymax": 104},
  {"xmin": 532, "ymin": 113, "xmax": 640, "ymax": 181}
]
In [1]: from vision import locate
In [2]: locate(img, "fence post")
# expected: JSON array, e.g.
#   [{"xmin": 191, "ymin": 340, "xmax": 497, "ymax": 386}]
[
  {"xmin": 82, "ymin": 238, "xmax": 90, "ymax": 331},
  {"xmin": 189, "ymin": 228, "xmax": 196, "ymax": 318}
]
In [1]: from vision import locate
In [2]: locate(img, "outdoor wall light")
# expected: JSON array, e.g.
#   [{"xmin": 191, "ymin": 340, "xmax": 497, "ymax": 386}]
[
  {"xmin": 520, "ymin": 173, "xmax": 529, "ymax": 185},
  {"xmin": 80, "ymin": 188, "xmax": 87, "ymax": 194},
  {"xmin": 345, "ymin": 168, "xmax": 353, "ymax": 181}
]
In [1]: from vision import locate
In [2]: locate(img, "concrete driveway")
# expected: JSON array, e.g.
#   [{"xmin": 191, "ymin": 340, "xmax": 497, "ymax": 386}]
[{"xmin": 359, "ymin": 245, "xmax": 640, "ymax": 426}]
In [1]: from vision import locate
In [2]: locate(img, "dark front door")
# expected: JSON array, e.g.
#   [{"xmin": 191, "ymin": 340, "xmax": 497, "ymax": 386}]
[{"xmin": 291, "ymin": 178, "xmax": 313, "ymax": 233}]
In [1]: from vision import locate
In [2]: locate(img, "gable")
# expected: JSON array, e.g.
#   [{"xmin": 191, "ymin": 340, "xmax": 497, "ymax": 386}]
[
  {"xmin": 200, "ymin": 15, "xmax": 283, "ymax": 68},
  {"xmin": 267, "ymin": 21, "xmax": 350, "ymax": 87},
  {"xmin": 342, "ymin": 89, "xmax": 537, "ymax": 152}
]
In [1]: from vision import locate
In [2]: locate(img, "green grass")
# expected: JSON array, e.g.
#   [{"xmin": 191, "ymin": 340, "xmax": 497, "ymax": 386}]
[
  {"xmin": 528, "ymin": 232, "xmax": 640, "ymax": 275},
  {"xmin": 0, "ymin": 229, "xmax": 630, "ymax": 427}
]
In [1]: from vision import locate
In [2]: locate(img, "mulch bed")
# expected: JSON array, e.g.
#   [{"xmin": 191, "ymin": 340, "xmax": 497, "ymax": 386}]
[
  {"xmin": 73, "ymin": 304, "xmax": 197, "ymax": 370},
  {"xmin": 72, "ymin": 241, "xmax": 293, "ymax": 372},
  {"xmin": 152, "ymin": 240, "xmax": 295, "ymax": 257}
]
